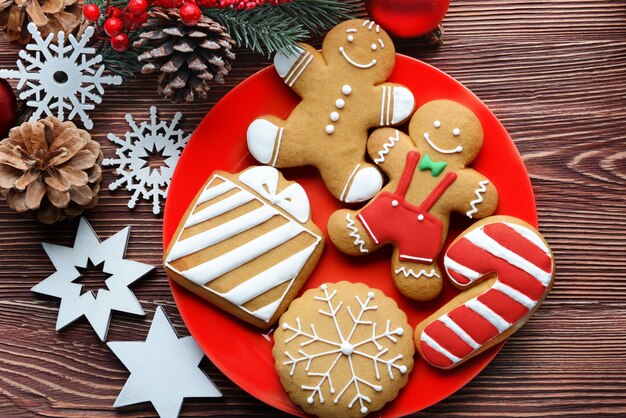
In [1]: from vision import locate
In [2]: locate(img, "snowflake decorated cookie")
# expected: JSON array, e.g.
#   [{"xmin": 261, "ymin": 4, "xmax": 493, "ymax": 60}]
[
  {"xmin": 273, "ymin": 281, "xmax": 414, "ymax": 418},
  {"xmin": 247, "ymin": 19, "xmax": 415, "ymax": 203}
]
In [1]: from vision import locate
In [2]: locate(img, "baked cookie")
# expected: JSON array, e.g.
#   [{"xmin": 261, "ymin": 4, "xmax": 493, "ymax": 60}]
[
  {"xmin": 163, "ymin": 166, "xmax": 324, "ymax": 329},
  {"xmin": 247, "ymin": 19, "xmax": 415, "ymax": 203},
  {"xmin": 415, "ymin": 216, "xmax": 555, "ymax": 369},
  {"xmin": 273, "ymin": 281, "xmax": 414, "ymax": 418},
  {"xmin": 328, "ymin": 100, "xmax": 499, "ymax": 301}
]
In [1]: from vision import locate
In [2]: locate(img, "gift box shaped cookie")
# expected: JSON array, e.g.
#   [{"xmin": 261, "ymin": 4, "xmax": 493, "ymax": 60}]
[{"xmin": 164, "ymin": 166, "xmax": 324, "ymax": 329}]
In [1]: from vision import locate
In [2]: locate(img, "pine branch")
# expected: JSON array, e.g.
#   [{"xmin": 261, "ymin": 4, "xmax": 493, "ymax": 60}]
[
  {"xmin": 204, "ymin": 6, "xmax": 307, "ymax": 55},
  {"xmin": 279, "ymin": 0, "xmax": 355, "ymax": 35},
  {"xmin": 206, "ymin": 0, "xmax": 355, "ymax": 56}
]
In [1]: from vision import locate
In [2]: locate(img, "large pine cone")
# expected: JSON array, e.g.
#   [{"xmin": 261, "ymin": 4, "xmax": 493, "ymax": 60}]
[
  {"xmin": 0, "ymin": 0, "xmax": 81, "ymax": 44},
  {"xmin": 134, "ymin": 8, "xmax": 236, "ymax": 103},
  {"xmin": 0, "ymin": 117, "xmax": 103, "ymax": 224}
]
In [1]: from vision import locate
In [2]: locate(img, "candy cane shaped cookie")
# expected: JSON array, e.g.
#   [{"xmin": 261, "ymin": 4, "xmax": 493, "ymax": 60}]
[{"xmin": 415, "ymin": 216, "xmax": 555, "ymax": 369}]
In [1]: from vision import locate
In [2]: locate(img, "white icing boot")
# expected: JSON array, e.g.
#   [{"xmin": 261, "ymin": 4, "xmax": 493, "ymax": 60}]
[
  {"xmin": 247, "ymin": 119, "xmax": 281, "ymax": 165},
  {"xmin": 390, "ymin": 86, "xmax": 415, "ymax": 124},
  {"xmin": 343, "ymin": 166, "xmax": 383, "ymax": 203}
]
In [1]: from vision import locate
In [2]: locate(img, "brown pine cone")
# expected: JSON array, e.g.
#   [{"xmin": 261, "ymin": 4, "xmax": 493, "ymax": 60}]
[
  {"xmin": 134, "ymin": 8, "xmax": 236, "ymax": 103},
  {"xmin": 0, "ymin": 116, "xmax": 103, "ymax": 224},
  {"xmin": 0, "ymin": 0, "xmax": 81, "ymax": 44}
]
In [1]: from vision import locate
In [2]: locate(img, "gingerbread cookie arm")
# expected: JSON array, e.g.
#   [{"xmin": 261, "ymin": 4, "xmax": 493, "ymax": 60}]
[
  {"xmin": 449, "ymin": 169, "xmax": 498, "ymax": 220},
  {"xmin": 328, "ymin": 209, "xmax": 382, "ymax": 255},
  {"xmin": 415, "ymin": 216, "xmax": 555, "ymax": 369},
  {"xmin": 273, "ymin": 44, "xmax": 325, "ymax": 97},
  {"xmin": 371, "ymin": 83, "xmax": 415, "ymax": 127},
  {"xmin": 367, "ymin": 128, "xmax": 415, "ymax": 176}
]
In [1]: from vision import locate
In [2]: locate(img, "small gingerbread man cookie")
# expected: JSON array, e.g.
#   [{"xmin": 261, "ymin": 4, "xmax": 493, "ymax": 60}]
[
  {"xmin": 247, "ymin": 19, "xmax": 415, "ymax": 203},
  {"xmin": 328, "ymin": 100, "xmax": 499, "ymax": 301}
]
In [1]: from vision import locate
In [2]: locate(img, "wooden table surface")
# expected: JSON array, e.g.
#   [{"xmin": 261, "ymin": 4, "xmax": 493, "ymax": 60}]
[{"xmin": 1, "ymin": 0, "xmax": 625, "ymax": 416}]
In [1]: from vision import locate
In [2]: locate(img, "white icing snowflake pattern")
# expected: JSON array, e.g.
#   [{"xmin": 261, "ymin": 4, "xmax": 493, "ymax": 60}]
[
  {"xmin": 0, "ymin": 23, "xmax": 122, "ymax": 129},
  {"xmin": 103, "ymin": 106, "xmax": 190, "ymax": 215},
  {"xmin": 282, "ymin": 284, "xmax": 408, "ymax": 415}
]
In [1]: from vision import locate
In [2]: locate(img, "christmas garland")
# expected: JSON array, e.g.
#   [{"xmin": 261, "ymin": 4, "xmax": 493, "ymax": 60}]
[{"xmin": 82, "ymin": 0, "xmax": 355, "ymax": 78}]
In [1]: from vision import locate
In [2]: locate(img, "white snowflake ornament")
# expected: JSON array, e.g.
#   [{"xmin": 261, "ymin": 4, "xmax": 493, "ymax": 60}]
[
  {"xmin": 31, "ymin": 217, "xmax": 154, "ymax": 341},
  {"xmin": 273, "ymin": 282, "xmax": 414, "ymax": 418},
  {"xmin": 104, "ymin": 106, "xmax": 190, "ymax": 215},
  {"xmin": 108, "ymin": 306, "xmax": 222, "ymax": 418},
  {"xmin": 0, "ymin": 23, "xmax": 122, "ymax": 129}
]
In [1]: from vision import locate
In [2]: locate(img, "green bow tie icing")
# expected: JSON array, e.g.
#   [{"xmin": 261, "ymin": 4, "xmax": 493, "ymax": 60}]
[{"xmin": 419, "ymin": 154, "xmax": 447, "ymax": 177}]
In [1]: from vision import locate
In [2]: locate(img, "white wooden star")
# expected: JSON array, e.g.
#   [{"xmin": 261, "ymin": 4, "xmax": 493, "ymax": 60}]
[
  {"xmin": 108, "ymin": 306, "xmax": 222, "ymax": 417},
  {"xmin": 31, "ymin": 217, "xmax": 154, "ymax": 341}
]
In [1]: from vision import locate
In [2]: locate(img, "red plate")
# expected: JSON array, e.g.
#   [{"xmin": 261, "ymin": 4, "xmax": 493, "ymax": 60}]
[{"xmin": 163, "ymin": 55, "xmax": 536, "ymax": 416}]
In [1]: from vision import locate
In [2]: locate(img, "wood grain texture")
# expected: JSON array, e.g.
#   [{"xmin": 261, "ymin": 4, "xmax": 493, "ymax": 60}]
[{"xmin": 1, "ymin": 0, "xmax": 625, "ymax": 416}]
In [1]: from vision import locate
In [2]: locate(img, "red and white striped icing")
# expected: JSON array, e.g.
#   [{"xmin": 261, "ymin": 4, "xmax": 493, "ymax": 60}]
[{"xmin": 418, "ymin": 220, "xmax": 554, "ymax": 369}]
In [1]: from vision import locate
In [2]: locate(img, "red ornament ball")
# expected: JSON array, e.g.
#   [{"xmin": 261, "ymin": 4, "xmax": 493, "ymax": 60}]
[
  {"xmin": 179, "ymin": 2, "xmax": 202, "ymax": 26},
  {"xmin": 0, "ymin": 80, "xmax": 17, "ymax": 138},
  {"xmin": 365, "ymin": 0, "xmax": 450, "ymax": 38},
  {"xmin": 110, "ymin": 33, "xmax": 130, "ymax": 52},
  {"xmin": 104, "ymin": 17, "xmax": 124, "ymax": 37},
  {"xmin": 83, "ymin": 4, "xmax": 101, "ymax": 22},
  {"xmin": 128, "ymin": 0, "xmax": 148, "ymax": 16}
]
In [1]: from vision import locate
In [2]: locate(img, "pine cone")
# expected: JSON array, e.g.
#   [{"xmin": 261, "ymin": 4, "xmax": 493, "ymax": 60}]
[
  {"xmin": 0, "ymin": 116, "xmax": 103, "ymax": 224},
  {"xmin": 0, "ymin": 0, "xmax": 81, "ymax": 44},
  {"xmin": 134, "ymin": 8, "xmax": 236, "ymax": 103}
]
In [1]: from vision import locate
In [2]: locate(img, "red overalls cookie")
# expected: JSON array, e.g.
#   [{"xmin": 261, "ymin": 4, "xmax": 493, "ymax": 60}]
[
  {"xmin": 247, "ymin": 19, "xmax": 415, "ymax": 203},
  {"xmin": 328, "ymin": 100, "xmax": 498, "ymax": 301}
]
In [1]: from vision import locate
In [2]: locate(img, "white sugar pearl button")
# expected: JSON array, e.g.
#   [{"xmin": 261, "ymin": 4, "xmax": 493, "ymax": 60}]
[
  {"xmin": 335, "ymin": 99, "xmax": 345, "ymax": 109},
  {"xmin": 326, "ymin": 124, "xmax": 335, "ymax": 134},
  {"xmin": 391, "ymin": 200, "xmax": 399, "ymax": 207},
  {"xmin": 371, "ymin": 43, "xmax": 377, "ymax": 50},
  {"xmin": 330, "ymin": 111, "xmax": 339, "ymax": 121},
  {"xmin": 453, "ymin": 128, "xmax": 461, "ymax": 136},
  {"xmin": 417, "ymin": 214, "xmax": 424, "ymax": 221},
  {"xmin": 434, "ymin": 120, "xmax": 441, "ymax": 128},
  {"xmin": 347, "ymin": 35, "xmax": 354, "ymax": 42},
  {"xmin": 342, "ymin": 85, "xmax": 352, "ymax": 95}
]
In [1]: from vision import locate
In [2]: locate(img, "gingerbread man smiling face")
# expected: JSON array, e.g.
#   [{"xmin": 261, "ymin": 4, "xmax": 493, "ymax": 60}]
[
  {"xmin": 247, "ymin": 19, "xmax": 415, "ymax": 204},
  {"xmin": 328, "ymin": 100, "xmax": 499, "ymax": 301},
  {"xmin": 323, "ymin": 19, "xmax": 396, "ymax": 82}
]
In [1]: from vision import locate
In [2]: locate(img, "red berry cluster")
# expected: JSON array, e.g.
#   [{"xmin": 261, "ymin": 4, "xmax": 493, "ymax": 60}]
[
  {"xmin": 83, "ymin": 0, "xmax": 149, "ymax": 52},
  {"xmin": 196, "ymin": 0, "xmax": 289, "ymax": 10}
]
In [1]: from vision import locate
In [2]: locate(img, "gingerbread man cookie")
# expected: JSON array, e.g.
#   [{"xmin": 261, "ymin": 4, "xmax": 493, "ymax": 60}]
[
  {"xmin": 328, "ymin": 100, "xmax": 499, "ymax": 301},
  {"xmin": 247, "ymin": 19, "xmax": 415, "ymax": 203}
]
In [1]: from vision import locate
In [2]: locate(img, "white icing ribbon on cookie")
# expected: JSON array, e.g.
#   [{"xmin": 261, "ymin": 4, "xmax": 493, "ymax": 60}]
[
  {"xmin": 466, "ymin": 180, "xmax": 490, "ymax": 218},
  {"xmin": 239, "ymin": 166, "xmax": 310, "ymax": 223}
]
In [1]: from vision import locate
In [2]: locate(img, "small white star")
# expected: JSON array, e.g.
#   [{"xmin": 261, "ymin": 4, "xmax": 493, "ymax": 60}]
[
  {"xmin": 31, "ymin": 217, "xmax": 154, "ymax": 341},
  {"xmin": 108, "ymin": 306, "xmax": 222, "ymax": 417}
]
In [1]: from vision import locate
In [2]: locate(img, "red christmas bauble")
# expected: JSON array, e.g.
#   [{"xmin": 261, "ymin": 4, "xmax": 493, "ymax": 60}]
[
  {"xmin": 365, "ymin": 0, "xmax": 450, "ymax": 38},
  {"xmin": 111, "ymin": 33, "xmax": 130, "ymax": 51},
  {"xmin": 179, "ymin": 2, "xmax": 202, "ymax": 26},
  {"xmin": 0, "ymin": 80, "xmax": 17, "ymax": 138},
  {"xmin": 128, "ymin": 0, "xmax": 148, "ymax": 16},
  {"xmin": 83, "ymin": 4, "xmax": 101, "ymax": 22},
  {"xmin": 104, "ymin": 17, "xmax": 124, "ymax": 37}
]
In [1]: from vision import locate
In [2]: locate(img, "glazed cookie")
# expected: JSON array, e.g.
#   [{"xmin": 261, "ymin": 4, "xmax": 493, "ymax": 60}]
[
  {"xmin": 273, "ymin": 281, "xmax": 414, "ymax": 418},
  {"xmin": 328, "ymin": 100, "xmax": 498, "ymax": 301},
  {"xmin": 163, "ymin": 166, "xmax": 324, "ymax": 329},
  {"xmin": 247, "ymin": 19, "xmax": 415, "ymax": 203},
  {"xmin": 415, "ymin": 216, "xmax": 555, "ymax": 369}
]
